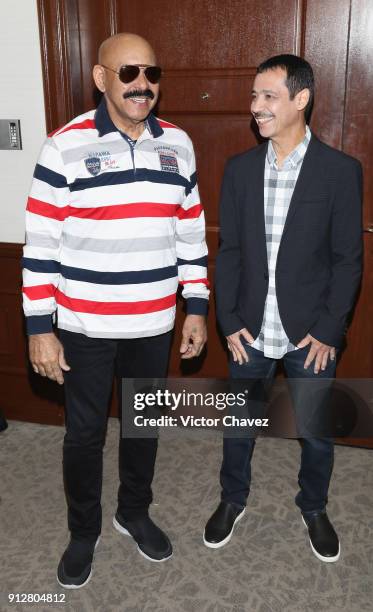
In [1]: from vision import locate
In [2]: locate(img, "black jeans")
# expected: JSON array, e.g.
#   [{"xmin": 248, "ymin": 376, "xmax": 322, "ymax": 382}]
[
  {"xmin": 59, "ymin": 329, "xmax": 172, "ymax": 542},
  {"xmin": 221, "ymin": 343, "xmax": 336, "ymax": 517}
]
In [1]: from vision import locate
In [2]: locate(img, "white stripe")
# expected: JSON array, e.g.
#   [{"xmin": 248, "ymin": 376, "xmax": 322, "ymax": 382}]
[{"xmin": 58, "ymin": 277, "xmax": 178, "ymax": 301}]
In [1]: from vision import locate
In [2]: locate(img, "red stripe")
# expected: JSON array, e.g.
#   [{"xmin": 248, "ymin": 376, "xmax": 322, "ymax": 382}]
[
  {"xmin": 55, "ymin": 289, "xmax": 176, "ymax": 315},
  {"xmin": 49, "ymin": 119, "xmax": 96, "ymax": 137},
  {"xmin": 68, "ymin": 202, "xmax": 180, "ymax": 220},
  {"xmin": 23, "ymin": 284, "xmax": 56, "ymax": 300},
  {"xmin": 179, "ymin": 278, "xmax": 210, "ymax": 287},
  {"xmin": 26, "ymin": 199, "xmax": 199, "ymax": 222},
  {"xmin": 176, "ymin": 204, "xmax": 203, "ymax": 220},
  {"xmin": 26, "ymin": 197, "xmax": 69, "ymax": 221},
  {"xmin": 157, "ymin": 119, "xmax": 179, "ymax": 129}
]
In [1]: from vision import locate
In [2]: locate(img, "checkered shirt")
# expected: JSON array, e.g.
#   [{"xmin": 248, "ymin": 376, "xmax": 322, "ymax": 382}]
[{"xmin": 251, "ymin": 126, "xmax": 311, "ymax": 358}]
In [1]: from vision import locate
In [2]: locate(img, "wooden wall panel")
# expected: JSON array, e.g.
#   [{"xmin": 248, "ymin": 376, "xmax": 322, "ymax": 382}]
[
  {"xmin": 117, "ymin": 0, "xmax": 302, "ymax": 68},
  {"xmin": 64, "ymin": 0, "xmax": 117, "ymax": 116},
  {"xmin": 0, "ymin": 244, "xmax": 65, "ymax": 425},
  {"xmin": 336, "ymin": 0, "xmax": 373, "ymax": 378},
  {"xmin": 37, "ymin": 0, "xmax": 117, "ymax": 132},
  {"xmin": 343, "ymin": 0, "xmax": 373, "ymax": 226},
  {"xmin": 303, "ymin": 0, "xmax": 351, "ymax": 148}
]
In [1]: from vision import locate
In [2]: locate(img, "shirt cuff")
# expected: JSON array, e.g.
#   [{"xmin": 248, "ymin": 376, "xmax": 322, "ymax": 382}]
[
  {"xmin": 26, "ymin": 314, "xmax": 54, "ymax": 335},
  {"xmin": 185, "ymin": 297, "xmax": 208, "ymax": 316}
]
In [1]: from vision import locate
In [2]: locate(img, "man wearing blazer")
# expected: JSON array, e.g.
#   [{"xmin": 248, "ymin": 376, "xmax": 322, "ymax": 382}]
[{"xmin": 203, "ymin": 55, "xmax": 363, "ymax": 562}]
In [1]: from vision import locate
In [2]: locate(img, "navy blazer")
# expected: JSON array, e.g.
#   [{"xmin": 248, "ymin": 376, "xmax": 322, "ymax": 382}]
[{"xmin": 215, "ymin": 133, "xmax": 363, "ymax": 348}]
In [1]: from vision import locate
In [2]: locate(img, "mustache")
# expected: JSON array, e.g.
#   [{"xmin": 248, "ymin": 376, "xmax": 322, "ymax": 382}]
[{"xmin": 123, "ymin": 89, "xmax": 155, "ymax": 100}]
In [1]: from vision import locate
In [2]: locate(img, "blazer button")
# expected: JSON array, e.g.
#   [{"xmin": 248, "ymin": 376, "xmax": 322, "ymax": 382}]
[{"xmin": 264, "ymin": 272, "xmax": 269, "ymax": 280}]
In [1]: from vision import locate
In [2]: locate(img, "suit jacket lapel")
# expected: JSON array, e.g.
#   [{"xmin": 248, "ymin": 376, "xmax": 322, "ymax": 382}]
[
  {"xmin": 281, "ymin": 134, "xmax": 320, "ymax": 238},
  {"xmin": 249, "ymin": 143, "xmax": 268, "ymax": 269}
]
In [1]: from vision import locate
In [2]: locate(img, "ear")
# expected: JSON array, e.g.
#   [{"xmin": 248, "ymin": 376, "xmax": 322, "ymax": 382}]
[
  {"xmin": 295, "ymin": 88, "xmax": 310, "ymax": 112},
  {"xmin": 93, "ymin": 64, "xmax": 106, "ymax": 92}
]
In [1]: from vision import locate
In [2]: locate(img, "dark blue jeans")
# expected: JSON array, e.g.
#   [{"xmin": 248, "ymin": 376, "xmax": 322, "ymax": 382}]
[{"xmin": 220, "ymin": 343, "xmax": 336, "ymax": 516}]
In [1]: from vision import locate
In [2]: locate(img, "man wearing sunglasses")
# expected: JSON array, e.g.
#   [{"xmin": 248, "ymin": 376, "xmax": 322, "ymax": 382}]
[{"xmin": 22, "ymin": 33, "xmax": 209, "ymax": 588}]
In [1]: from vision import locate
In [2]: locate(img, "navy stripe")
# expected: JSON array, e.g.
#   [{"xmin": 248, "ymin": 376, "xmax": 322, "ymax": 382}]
[
  {"xmin": 33, "ymin": 164, "xmax": 67, "ymax": 188},
  {"xmin": 22, "ymin": 258, "xmax": 61, "ymax": 273},
  {"xmin": 177, "ymin": 256, "xmax": 208, "ymax": 267},
  {"xmin": 186, "ymin": 297, "xmax": 208, "ymax": 316},
  {"xmin": 59, "ymin": 264, "xmax": 178, "ymax": 285},
  {"xmin": 190, "ymin": 171, "xmax": 197, "ymax": 190},
  {"xmin": 26, "ymin": 315, "xmax": 53, "ymax": 335},
  {"xmin": 69, "ymin": 168, "xmax": 191, "ymax": 194}
]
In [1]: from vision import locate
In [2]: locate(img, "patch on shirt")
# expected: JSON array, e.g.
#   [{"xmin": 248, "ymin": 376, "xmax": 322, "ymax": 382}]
[
  {"xmin": 85, "ymin": 157, "xmax": 101, "ymax": 176},
  {"xmin": 84, "ymin": 150, "xmax": 120, "ymax": 175},
  {"xmin": 158, "ymin": 152, "xmax": 179, "ymax": 173}
]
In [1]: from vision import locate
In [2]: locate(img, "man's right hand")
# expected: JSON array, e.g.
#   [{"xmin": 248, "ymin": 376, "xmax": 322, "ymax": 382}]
[
  {"xmin": 29, "ymin": 333, "xmax": 70, "ymax": 385},
  {"xmin": 226, "ymin": 328, "xmax": 254, "ymax": 365}
]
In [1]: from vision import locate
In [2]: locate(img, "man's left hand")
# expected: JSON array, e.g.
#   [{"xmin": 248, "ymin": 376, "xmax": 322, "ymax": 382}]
[
  {"xmin": 297, "ymin": 333, "xmax": 336, "ymax": 374},
  {"xmin": 180, "ymin": 314, "xmax": 207, "ymax": 359}
]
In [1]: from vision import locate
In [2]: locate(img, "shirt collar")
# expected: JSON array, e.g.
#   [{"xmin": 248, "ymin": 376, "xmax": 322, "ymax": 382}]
[
  {"xmin": 94, "ymin": 97, "xmax": 164, "ymax": 139},
  {"xmin": 267, "ymin": 125, "xmax": 311, "ymax": 170}
]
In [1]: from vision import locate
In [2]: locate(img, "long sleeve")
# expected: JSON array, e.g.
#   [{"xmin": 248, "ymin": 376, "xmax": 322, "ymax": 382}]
[
  {"xmin": 215, "ymin": 159, "xmax": 245, "ymax": 336},
  {"xmin": 22, "ymin": 137, "xmax": 69, "ymax": 334},
  {"xmin": 176, "ymin": 138, "xmax": 209, "ymax": 314},
  {"xmin": 309, "ymin": 158, "xmax": 363, "ymax": 346}
]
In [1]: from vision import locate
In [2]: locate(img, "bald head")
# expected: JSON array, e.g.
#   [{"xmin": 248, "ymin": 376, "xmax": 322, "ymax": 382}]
[
  {"xmin": 93, "ymin": 32, "xmax": 160, "ymax": 138},
  {"xmin": 98, "ymin": 33, "xmax": 157, "ymax": 66}
]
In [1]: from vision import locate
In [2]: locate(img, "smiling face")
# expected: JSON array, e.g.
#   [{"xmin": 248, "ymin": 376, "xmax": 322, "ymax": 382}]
[
  {"xmin": 93, "ymin": 34, "xmax": 160, "ymax": 137},
  {"xmin": 251, "ymin": 66, "xmax": 309, "ymax": 144}
]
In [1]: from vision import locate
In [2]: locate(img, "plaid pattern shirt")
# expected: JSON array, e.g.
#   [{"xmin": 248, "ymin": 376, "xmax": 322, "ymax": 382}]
[{"xmin": 251, "ymin": 126, "xmax": 311, "ymax": 358}]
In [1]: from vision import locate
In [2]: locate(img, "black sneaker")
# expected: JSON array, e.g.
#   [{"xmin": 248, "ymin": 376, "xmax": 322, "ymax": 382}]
[
  {"xmin": 302, "ymin": 512, "xmax": 340, "ymax": 562},
  {"xmin": 57, "ymin": 537, "xmax": 100, "ymax": 589},
  {"xmin": 203, "ymin": 501, "xmax": 245, "ymax": 549},
  {"xmin": 113, "ymin": 513, "xmax": 172, "ymax": 562}
]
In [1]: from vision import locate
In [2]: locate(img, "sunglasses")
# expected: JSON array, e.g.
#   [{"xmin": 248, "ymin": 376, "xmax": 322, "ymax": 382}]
[{"xmin": 101, "ymin": 64, "xmax": 162, "ymax": 84}]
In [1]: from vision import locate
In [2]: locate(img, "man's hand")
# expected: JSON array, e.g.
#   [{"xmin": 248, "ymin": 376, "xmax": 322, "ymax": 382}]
[
  {"xmin": 29, "ymin": 332, "xmax": 70, "ymax": 385},
  {"xmin": 297, "ymin": 333, "xmax": 336, "ymax": 374},
  {"xmin": 180, "ymin": 314, "xmax": 207, "ymax": 359},
  {"xmin": 227, "ymin": 328, "xmax": 254, "ymax": 365}
]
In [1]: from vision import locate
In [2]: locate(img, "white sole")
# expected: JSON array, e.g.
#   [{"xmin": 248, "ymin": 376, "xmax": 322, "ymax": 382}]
[
  {"xmin": 56, "ymin": 536, "xmax": 100, "ymax": 589},
  {"xmin": 113, "ymin": 516, "xmax": 172, "ymax": 563},
  {"xmin": 302, "ymin": 517, "xmax": 340, "ymax": 562},
  {"xmin": 203, "ymin": 508, "xmax": 246, "ymax": 549}
]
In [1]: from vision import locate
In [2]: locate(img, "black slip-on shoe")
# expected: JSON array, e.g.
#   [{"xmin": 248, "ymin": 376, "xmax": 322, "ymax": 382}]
[
  {"xmin": 0, "ymin": 414, "xmax": 8, "ymax": 432},
  {"xmin": 113, "ymin": 513, "xmax": 172, "ymax": 562},
  {"xmin": 203, "ymin": 501, "xmax": 246, "ymax": 549},
  {"xmin": 302, "ymin": 512, "xmax": 340, "ymax": 562},
  {"xmin": 57, "ymin": 537, "xmax": 100, "ymax": 589}
]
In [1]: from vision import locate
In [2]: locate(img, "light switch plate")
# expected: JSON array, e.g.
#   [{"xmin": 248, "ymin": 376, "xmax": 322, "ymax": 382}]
[{"xmin": 0, "ymin": 119, "xmax": 22, "ymax": 150}]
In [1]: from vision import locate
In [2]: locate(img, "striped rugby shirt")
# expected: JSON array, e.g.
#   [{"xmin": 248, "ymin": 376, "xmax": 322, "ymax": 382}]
[{"xmin": 22, "ymin": 98, "xmax": 209, "ymax": 338}]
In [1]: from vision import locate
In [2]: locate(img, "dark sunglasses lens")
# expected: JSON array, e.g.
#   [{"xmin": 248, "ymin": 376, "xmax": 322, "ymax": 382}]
[
  {"xmin": 118, "ymin": 65, "xmax": 162, "ymax": 84},
  {"xmin": 144, "ymin": 66, "xmax": 162, "ymax": 83},
  {"xmin": 119, "ymin": 65, "xmax": 141, "ymax": 83}
]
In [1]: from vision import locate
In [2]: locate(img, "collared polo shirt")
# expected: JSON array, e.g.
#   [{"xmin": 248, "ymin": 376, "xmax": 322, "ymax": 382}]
[{"xmin": 22, "ymin": 98, "xmax": 209, "ymax": 338}]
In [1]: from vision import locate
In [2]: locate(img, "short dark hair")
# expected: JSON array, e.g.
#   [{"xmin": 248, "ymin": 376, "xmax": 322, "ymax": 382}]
[{"xmin": 257, "ymin": 54, "xmax": 314, "ymax": 117}]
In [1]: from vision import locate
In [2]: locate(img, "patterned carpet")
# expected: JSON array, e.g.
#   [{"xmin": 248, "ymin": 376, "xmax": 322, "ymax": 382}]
[{"xmin": 0, "ymin": 419, "xmax": 372, "ymax": 612}]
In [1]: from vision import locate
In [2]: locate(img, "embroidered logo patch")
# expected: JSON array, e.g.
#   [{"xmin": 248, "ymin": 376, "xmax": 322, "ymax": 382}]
[
  {"xmin": 159, "ymin": 152, "xmax": 179, "ymax": 173},
  {"xmin": 85, "ymin": 157, "xmax": 101, "ymax": 176}
]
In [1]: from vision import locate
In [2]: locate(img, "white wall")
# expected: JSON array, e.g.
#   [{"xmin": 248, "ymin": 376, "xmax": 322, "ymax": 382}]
[{"xmin": 0, "ymin": 1, "xmax": 46, "ymax": 243}]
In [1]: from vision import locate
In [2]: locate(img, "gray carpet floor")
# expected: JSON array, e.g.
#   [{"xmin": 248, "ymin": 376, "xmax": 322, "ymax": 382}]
[{"xmin": 0, "ymin": 419, "xmax": 372, "ymax": 612}]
